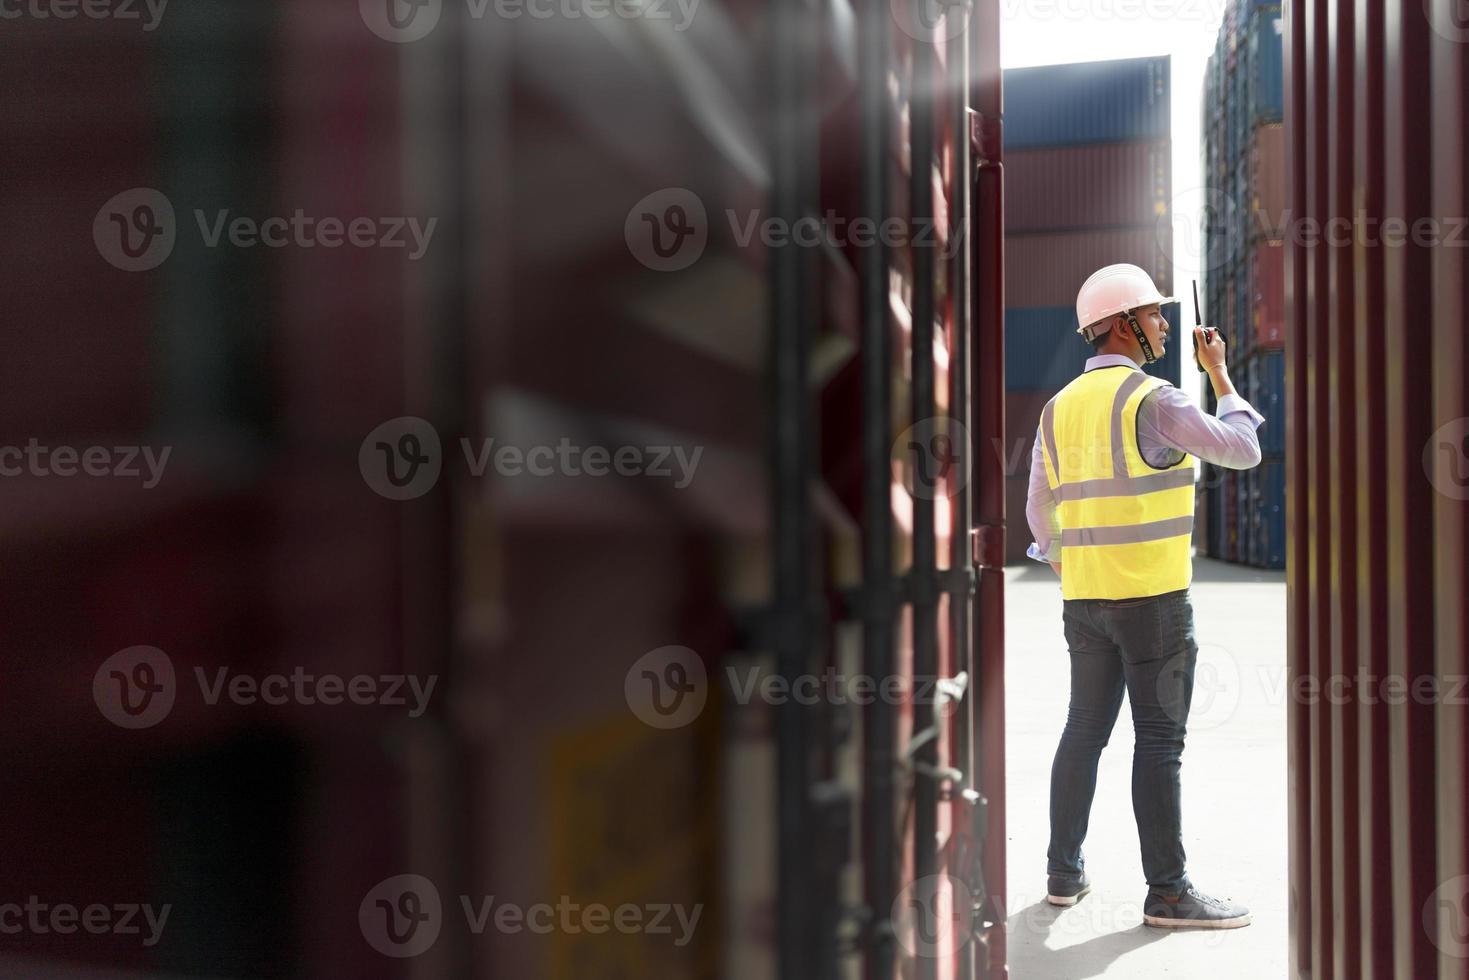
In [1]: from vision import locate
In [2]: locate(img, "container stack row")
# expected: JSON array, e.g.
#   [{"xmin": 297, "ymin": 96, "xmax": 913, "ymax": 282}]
[
  {"xmin": 1200, "ymin": 0, "xmax": 1286, "ymax": 569},
  {"xmin": 1002, "ymin": 56, "xmax": 1179, "ymax": 563}
]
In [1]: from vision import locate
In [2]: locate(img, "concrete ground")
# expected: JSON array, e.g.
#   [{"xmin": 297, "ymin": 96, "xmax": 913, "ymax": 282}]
[{"xmin": 1004, "ymin": 556, "xmax": 1288, "ymax": 980}]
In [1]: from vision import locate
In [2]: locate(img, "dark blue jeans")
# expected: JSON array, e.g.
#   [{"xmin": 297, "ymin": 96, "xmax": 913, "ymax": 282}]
[{"xmin": 1047, "ymin": 589, "xmax": 1198, "ymax": 894}]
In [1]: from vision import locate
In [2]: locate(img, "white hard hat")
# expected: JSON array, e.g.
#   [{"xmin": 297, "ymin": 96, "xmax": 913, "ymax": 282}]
[{"xmin": 1075, "ymin": 263, "xmax": 1176, "ymax": 337}]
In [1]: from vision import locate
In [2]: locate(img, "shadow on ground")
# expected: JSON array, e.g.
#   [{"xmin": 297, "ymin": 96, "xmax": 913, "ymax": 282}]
[{"xmin": 1006, "ymin": 899, "xmax": 1171, "ymax": 979}]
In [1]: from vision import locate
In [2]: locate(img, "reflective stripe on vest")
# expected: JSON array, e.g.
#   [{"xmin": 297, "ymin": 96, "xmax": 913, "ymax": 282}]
[{"xmin": 1041, "ymin": 366, "xmax": 1195, "ymax": 601}]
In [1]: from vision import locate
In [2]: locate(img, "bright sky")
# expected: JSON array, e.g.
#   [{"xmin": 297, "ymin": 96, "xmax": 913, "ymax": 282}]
[{"xmin": 1001, "ymin": 1, "xmax": 1230, "ymax": 397}]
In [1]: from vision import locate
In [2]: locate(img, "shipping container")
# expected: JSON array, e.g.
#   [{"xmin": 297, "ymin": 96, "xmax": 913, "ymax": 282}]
[
  {"xmin": 1005, "ymin": 304, "xmax": 1182, "ymax": 393},
  {"xmin": 1246, "ymin": 455, "xmax": 1285, "ymax": 569},
  {"xmin": 1003, "ymin": 56, "xmax": 1170, "ymax": 149},
  {"xmin": 1244, "ymin": 6, "xmax": 1285, "ymax": 128},
  {"xmin": 1285, "ymin": 2, "xmax": 1468, "ymax": 977},
  {"xmin": 1006, "ymin": 226, "xmax": 1173, "ymax": 308},
  {"xmin": 1250, "ymin": 123, "xmax": 1287, "ymax": 239},
  {"xmin": 1251, "ymin": 242, "xmax": 1286, "ymax": 349},
  {"xmin": 1004, "ymin": 140, "xmax": 1170, "ymax": 232}
]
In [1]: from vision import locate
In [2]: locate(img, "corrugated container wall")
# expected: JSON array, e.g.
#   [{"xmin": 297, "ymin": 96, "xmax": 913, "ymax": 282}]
[
  {"xmin": 1286, "ymin": 2, "xmax": 1468, "ymax": 979},
  {"xmin": 1002, "ymin": 56, "xmax": 1174, "ymax": 562}
]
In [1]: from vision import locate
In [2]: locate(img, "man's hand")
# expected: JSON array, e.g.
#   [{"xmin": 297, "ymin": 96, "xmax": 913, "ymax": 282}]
[
  {"xmin": 1195, "ymin": 325, "xmax": 1227, "ymax": 373},
  {"xmin": 1195, "ymin": 326, "xmax": 1237, "ymax": 398}
]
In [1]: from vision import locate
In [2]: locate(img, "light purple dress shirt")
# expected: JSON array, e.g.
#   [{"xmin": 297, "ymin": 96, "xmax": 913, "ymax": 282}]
[{"xmin": 1025, "ymin": 354, "xmax": 1266, "ymax": 564}]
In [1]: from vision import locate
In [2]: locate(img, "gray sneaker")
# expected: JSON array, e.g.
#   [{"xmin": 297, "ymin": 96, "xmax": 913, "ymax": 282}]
[
  {"xmin": 1143, "ymin": 884, "xmax": 1252, "ymax": 929},
  {"xmin": 1046, "ymin": 871, "xmax": 1091, "ymax": 907}
]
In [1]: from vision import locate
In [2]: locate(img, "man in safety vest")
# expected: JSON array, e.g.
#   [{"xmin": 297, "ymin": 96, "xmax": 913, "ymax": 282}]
[{"xmin": 1026, "ymin": 263, "xmax": 1263, "ymax": 929}]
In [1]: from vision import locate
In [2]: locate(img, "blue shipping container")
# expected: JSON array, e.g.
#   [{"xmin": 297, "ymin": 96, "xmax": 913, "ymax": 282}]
[
  {"xmin": 1248, "ymin": 455, "xmax": 1286, "ymax": 569},
  {"xmin": 1247, "ymin": 8, "xmax": 1285, "ymax": 125},
  {"xmin": 1247, "ymin": 349, "xmax": 1285, "ymax": 455},
  {"xmin": 1005, "ymin": 304, "xmax": 1182, "ymax": 392},
  {"xmin": 1003, "ymin": 56, "xmax": 1170, "ymax": 150}
]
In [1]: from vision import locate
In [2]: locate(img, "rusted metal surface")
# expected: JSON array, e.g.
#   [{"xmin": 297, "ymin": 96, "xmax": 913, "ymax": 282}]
[{"xmin": 1288, "ymin": 2, "xmax": 1468, "ymax": 977}]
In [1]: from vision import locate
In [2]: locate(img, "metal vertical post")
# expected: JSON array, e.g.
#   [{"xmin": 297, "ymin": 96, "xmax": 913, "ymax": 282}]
[{"xmin": 772, "ymin": 0, "xmax": 817, "ymax": 973}]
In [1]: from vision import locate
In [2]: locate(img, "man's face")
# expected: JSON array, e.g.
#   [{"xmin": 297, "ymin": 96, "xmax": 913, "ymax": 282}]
[{"xmin": 1128, "ymin": 304, "xmax": 1168, "ymax": 359}]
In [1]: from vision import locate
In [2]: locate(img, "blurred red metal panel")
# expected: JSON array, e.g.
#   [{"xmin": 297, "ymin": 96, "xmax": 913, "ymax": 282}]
[
  {"xmin": 1381, "ymin": 4, "xmax": 1441, "ymax": 976},
  {"xmin": 1325, "ymin": 3, "xmax": 1360, "ymax": 975},
  {"xmin": 970, "ymin": 0, "xmax": 1006, "ymax": 968},
  {"xmin": 1430, "ymin": 10, "xmax": 1469, "ymax": 980},
  {"xmin": 1302, "ymin": 2, "xmax": 1335, "ymax": 974},
  {"xmin": 1350, "ymin": 0, "xmax": 1394, "ymax": 974},
  {"xmin": 1004, "ymin": 140, "xmax": 1170, "ymax": 233}
]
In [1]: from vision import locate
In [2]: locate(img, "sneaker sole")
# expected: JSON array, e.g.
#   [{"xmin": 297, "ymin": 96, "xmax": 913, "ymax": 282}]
[
  {"xmin": 1046, "ymin": 886, "xmax": 1090, "ymax": 907},
  {"xmin": 1143, "ymin": 912, "xmax": 1253, "ymax": 929}
]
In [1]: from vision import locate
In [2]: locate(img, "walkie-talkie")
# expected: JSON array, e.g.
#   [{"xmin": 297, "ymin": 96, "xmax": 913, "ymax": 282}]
[{"xmin": 1193, "ymin": 280, "xmax": 1223, "ymax": 373}]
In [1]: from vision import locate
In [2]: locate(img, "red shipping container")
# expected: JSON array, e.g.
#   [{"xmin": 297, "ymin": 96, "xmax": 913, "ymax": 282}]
[
  {"xmin": 1249, "ymin": 122, "xmax": 1286, "ymax": 240},
  {"xmin": 1005, "ymin": 226, "xmax": 1173, "ymax": 308},
  {"xmin": 1005, "ymin": 140, "xmax": 1170, "ymax": 233},
  {"xmin": 1250, "ymin": 241, "xmax": 1285, "ymax": 349}
]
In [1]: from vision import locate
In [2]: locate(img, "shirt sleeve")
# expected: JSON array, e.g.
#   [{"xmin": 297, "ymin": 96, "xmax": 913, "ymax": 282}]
[
  {"xmin": 1137, "ymin": 384, "xmax": 1265, "ymax": 470},
  {"xmin": 1025, "ymin": 427, "xmax": 1061, "ymax": 563}
]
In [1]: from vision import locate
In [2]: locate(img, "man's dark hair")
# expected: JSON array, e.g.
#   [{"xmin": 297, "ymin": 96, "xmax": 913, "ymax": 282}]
[{"xmin": 1085, "ymin": 318, "xmax": 1113, "ymax": 350}]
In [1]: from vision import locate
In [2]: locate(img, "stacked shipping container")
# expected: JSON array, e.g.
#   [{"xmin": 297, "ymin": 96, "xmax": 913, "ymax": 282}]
[
  {"xmin": 1201, "ymin": 0, "xmax": 1287, "ymax": 569},
  {"xmin": 1002, "ymin": 57, "xmax": 1179, "ymax": 563}
]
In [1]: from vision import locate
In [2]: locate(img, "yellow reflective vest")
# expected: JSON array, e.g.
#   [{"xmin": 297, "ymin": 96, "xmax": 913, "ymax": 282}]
[{"xmin": 1039, "ymin": 366, "xmax": 1196, "ymax": 601}]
